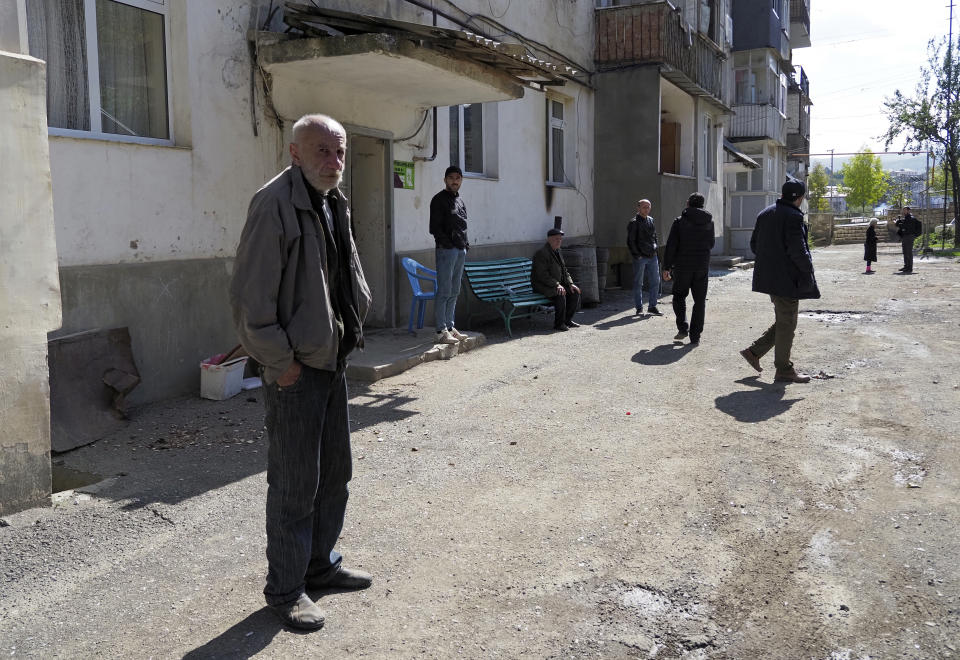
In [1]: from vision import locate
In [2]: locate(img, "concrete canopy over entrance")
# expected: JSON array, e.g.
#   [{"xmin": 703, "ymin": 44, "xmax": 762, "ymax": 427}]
[{"xmin": 258, "ymin": 32, "xmax": 528, "ymax": 121}]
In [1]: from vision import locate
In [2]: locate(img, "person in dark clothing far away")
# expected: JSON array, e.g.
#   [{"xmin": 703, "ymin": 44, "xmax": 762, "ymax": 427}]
[
  {"xmin": 429, "ymin": 165, "xmax": 470, "ymax": 344},
  {"xmin": 894, "ymin": 206, "xmax": 922, "ymax": 273},
  {"xmin": 863, "ymin": 218, "xmax": 878, "ymax": 274},
  {"xmin": 738, "ymin": 180, "xmax": 820, "ymax": 384},
  {"xmin": 661, "ymin": 192, "xmax": 715, "ymax": 345},
  {"xmin": 531, "ymin": 228, "xmax": 581, "ymax": 331},
  {"xmin": 626, "ymin": 199, "xmax": 662, "ymax": 316},
  {"xmin": 230, "ymin": 114, "xmax": 373, "ymax": 631}
]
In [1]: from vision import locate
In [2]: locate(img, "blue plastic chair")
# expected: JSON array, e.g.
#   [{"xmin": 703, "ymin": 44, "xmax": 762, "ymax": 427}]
[{"xmin": 401, "ymin": 257, "xmax": 437, "ymax": 333}]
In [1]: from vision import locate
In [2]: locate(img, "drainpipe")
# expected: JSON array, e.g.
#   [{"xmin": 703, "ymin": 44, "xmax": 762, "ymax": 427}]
[{"xmin": 412, "ymin": 6, "xmax": 438, "ymax": 163}]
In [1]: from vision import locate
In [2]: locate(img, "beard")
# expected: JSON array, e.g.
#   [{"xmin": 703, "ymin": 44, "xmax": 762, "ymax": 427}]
[{"xmin": 303, "ymin": 168, "xmax": 342, "ymax": 193}]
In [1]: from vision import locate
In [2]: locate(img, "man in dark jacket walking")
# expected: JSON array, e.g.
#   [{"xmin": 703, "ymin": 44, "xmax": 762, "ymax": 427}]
[
  {"xmin": 894, "ymin": 206, "xmax": 921, "ymax": 273},
  {"xmin": 739, "ymin": 181, "xmax": 820, "ymax": 383},
  {"xmin": 531, "ymin": 228, "xmax": 581, "ymax": 331},
  {"xmin": 626, "ymin": 199, "xmax": 662, "ymax": 315},
  {"xmin": 662, "ymin": 192, "xmax": 715, "ymax": 344}
]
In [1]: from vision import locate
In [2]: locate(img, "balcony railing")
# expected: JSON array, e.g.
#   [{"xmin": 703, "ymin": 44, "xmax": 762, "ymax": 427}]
[
  {"xmin": 596, "ymin": 1, "xmax": 727, "ymax": 104},
  {"xmin": 790, "ymin": 65, "xmax": 810, "ymax": 97},
  {"xmin": 729, "ymin": 103, "xmax": 786, "ymax": 144},
  {"xmin": 787, "ymin": 133, "xmax": 809, "ymax": 158},
  {"xmin": 790, "ymin": 0, "xmax": 811, "ymax": 48}
]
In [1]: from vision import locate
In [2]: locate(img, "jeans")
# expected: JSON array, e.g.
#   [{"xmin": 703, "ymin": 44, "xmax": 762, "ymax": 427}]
[
  {"xmin": 671, "ymin": 268, "xmax": 708, "ymax": 340},
  {"xmin": 550, "ymin": 286, "xmax": 581, "ymax": 328},
  {"xmin": 435, "ymin": 247, "xmax": 466, "ymax": 331},
  {"xmin": 632, "ymin": 256, "xmax": 660, "ymax": 310},
  {"xmin": 749, "ymin": 295, "xmax": 799, "ymax": 372},
  {"xmin": 262, "ymin": 365, "xmax": 352, "ymax": 606}
]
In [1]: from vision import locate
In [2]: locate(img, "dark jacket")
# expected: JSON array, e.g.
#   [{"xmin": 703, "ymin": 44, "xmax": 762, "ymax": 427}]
[
  {"xmin": 895, "ymin": 213, "xmax": 921, "ymax": 240},
  {"xmin": 429, "ymin": 188, "xmax": 469, "ymax": 249},
  {"xmin": 531, "ymin": 243, "xmax": 575, "ymax": 299},
  {"xmin": 662, "ymin": 207, "xmax": 715, "ymax": 272},
  {"xmin": 864, "ymin": 225, "xmax": 878, "ymax": 262},
  {"xmin": 230, "ymin": 165, "xmax": 372, "ymax": 384},
  {"xmin": 750, "ymin": 199, "xmax": 820, "ymax": 300},
  {"xmin": 627, "ymin": 215, "xmax": 659, "ymax": 258}
]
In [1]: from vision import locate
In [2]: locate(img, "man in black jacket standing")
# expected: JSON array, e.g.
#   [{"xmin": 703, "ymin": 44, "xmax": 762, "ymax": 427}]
[
  {"xmin": 662, "ymin": 193, "xmax": 715, "ymax": 344},
  {"xmin": 739, "ymin": 181, "xmax": 820, "ymax": 383},
  {"xmin": 894, "ymin": 206, "xmax": 921, "ymax": 273},
  {"xmin": 429, "ymin": 166, "xmax": 470, "ymax": 344},
  {"xmin": 627, "ymin": 199, "xmax": 662, "ymax": 315}
]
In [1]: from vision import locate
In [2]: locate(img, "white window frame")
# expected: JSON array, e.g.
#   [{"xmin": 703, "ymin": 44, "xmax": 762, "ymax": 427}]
[
  {"xmin": 448, "ymin": 103, "xmax": 498, "ymax": 178},
  {"xmin": 547, "ymin": 96, "xmax": 569, "ymax": 186},
  {"xmin": 701, "ymin": 114, "xmax": 717, "ymax": 181},
  {"xmin": 25, "ymin": 0, "xmax": 174, "ymax": 146}
]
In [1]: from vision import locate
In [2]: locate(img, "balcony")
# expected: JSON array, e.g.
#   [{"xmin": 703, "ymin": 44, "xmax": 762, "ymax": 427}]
[
  {"xmin": 596, "ymin": 1, "xmax": 728, "ymax": 106},
  {"xmin": 787, "ymin": 133, "xmax": 809, "ymax": 159},
  {"xmin": 790, "ymin": 0, "xmax": 811, "ymax": 49},
  {"xmin": 729, "ymin": 103, "xmax": 786, "ymax": 144},
  {"xmin": 790, "ymin": 65, "xmax": 810, "ymax": 98}
]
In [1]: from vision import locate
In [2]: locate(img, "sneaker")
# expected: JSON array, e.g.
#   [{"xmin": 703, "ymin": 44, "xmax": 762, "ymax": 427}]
[
  {"xmin": 739, "ymin": 348, "xmax": 762, "ymax": 373},
  {"xmin": 673, "ymin": 330, "xmax": 688, "ymax": 341},
  {"xmin": 449, "ymin": 327, "xmax": 468, "ymax": 340},
  {"xmin": 774, "ymin": 369, "xmax": 811, "ymax": 383},
  {"xmin": 554, "ymin": 325, "xmax": 569, "ymax": 332},
  {"xmin": 689, "ymin": 337, "xmax": 700, "ymax": 345},
  {"xmin": 435, "ymin": 329, "xmax": 459, "ymax": 345},
  {"xmin": 270, "ymin": 594, "xmax": 325, "ymax": 630},
  {"xmin": 635, "ymin": 308, "xmax": 643, "ymax": 316},
  {"xmin": 647, "ymin": 307, "xmax": 663, "ymax": 316},
  {"xmin": 566, "ymin": 320, "xmax": 581, "ymax": 328}
]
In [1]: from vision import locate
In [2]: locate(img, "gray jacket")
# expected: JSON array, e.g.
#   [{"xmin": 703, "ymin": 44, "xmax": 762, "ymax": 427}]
[{"xmin": 230, "ymin": 165, "xmax": 372, "ymax": 384}]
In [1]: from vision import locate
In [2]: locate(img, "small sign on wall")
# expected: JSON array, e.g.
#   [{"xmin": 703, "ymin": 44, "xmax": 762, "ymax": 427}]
[{"xmin": 393, "ymin": 160, "xmax": 415, "ymax": 189}]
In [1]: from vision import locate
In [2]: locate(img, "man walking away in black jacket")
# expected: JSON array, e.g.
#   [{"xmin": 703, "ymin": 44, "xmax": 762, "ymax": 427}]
[
  {"xmin": 738, "ymin": 181, "xmax": 820, "ymax": 383},
  {"xmin": 662, "ymin": 193, "xmax": 715, "ymax": 345}
]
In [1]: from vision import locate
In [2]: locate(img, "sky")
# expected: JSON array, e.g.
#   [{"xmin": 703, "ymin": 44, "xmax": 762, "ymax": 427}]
[{"xmin": 791, "ymin": 0, "xmax": 958, "ymax": 167}]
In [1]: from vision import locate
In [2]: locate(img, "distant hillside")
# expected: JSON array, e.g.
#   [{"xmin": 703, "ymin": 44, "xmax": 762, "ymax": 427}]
[{"xmin": 811, "ymin": 154, "xmax": 929, "ymax": 174}]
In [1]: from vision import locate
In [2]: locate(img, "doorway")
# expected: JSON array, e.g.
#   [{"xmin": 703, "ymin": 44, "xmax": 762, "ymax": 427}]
[{"xmin": 343, "ymin": 130, "xmax": 394, "ymax": 328}]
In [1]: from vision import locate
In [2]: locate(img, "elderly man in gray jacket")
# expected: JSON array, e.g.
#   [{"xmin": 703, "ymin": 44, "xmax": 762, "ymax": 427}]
[{"xmin": 230, "ymin": 114, "xmax": 373, "ymax": 630}]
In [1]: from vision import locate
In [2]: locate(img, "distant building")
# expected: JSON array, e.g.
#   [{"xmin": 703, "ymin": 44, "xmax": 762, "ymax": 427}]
[{"xmin": 826, "ymin": 186, "xmax": 847, "ymax": 214}]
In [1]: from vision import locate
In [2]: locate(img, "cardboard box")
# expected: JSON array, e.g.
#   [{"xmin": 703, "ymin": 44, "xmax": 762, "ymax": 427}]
[{"xmin": 200, "ymin": 356, "xmax": 248, "ymax": 400}]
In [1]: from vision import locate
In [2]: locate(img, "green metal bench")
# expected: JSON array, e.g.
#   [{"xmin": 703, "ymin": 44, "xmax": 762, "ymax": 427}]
[{"xmin": 463, "ymin": 258, "xmax": 553, "ymax": 337}]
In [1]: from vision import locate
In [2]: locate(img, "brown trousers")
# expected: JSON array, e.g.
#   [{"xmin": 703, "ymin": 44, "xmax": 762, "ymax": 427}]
[{"xmin": 749, "ymin": 295, "xmax": 799, "ymax": 372}]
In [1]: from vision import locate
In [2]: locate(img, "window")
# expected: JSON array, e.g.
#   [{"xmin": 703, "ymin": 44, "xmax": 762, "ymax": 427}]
[
  {"xmin": 547, "ymin": 98, "xmax": 567, "ymax": 185},
  {"xmin": 701, "ymin": 115, "xmax": 717, "ymax": 181},
  {"xmin": 26, "ymin": 0, "xmax": 170, "ymax": 142},
  {"xmin": 449, "ymin": 103, "xmax": 498, "ymax": 177},
  {"xmin": 751, "ymin": 157, "xmax": 765, "ymax": 191}
]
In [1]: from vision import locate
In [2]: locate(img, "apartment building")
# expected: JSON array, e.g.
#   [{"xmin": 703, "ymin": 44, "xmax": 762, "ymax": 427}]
[{"xmin": 726, "ymin": 0, "xmax": 812, "ymax": 255}]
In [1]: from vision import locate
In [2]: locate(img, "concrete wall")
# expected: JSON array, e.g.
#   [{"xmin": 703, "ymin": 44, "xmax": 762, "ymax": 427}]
[
  {"xmin": 0, "ymin": 51, "xmax": 63, "ymax": 515},
  {"xmin": 595, "ymin": 66, "xmax": 662, "ymax": 250}
]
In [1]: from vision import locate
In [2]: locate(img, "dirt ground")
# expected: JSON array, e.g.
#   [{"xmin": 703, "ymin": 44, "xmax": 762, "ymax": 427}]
[{"xmin": 1, "ymin": 242, "xmax": 958, "ymax": 659}]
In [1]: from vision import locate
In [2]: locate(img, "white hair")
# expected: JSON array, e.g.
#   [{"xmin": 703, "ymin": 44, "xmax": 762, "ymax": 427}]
[
  {"xmin": 637, "ymin": 199, "xmax": 651, "ymax": 206},
  {"xmin": 291, "ymin": 114, "xmax": 346, "ymax": 143}
]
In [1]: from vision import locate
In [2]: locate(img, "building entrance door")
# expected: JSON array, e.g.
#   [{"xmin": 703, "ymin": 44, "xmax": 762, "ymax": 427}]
[{"xmin": 343, "ymin": 132, "xmax": 394, "ymax": 328}]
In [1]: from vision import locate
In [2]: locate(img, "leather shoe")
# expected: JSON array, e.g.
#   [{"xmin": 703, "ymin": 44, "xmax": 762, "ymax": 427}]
[
  {"xmin": 739, "ymin": 348, "xmax": 762, "ymax": 373},
  {"xmin": 774, "ymin": 369, "xmax": 811, "ymax": 383},
  {"xmin": 307, "ymin": 566, "xmax": 373, "ymax": 591},
  {"xmin": 566, "ymin": 320, "xmax": 581, "ymax": 328},
  {"xmin": 270, "ymin": 593, "xmax": 325, "ymax": 630}
]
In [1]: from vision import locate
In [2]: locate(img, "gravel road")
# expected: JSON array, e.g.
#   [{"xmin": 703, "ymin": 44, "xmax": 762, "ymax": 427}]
[{"xmin": 1, "ymin": 242, "xmax": 958, "ymax": 659}]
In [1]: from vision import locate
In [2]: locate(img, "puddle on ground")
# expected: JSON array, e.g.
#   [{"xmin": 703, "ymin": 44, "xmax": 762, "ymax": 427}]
[{"xmin": 51, "ymin": 464, "xmax": 104, "ymax": 493}]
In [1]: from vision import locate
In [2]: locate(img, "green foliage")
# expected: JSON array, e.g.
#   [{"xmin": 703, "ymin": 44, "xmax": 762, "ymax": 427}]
[
  {"xmin": 886, "ymin": 177, "xmax": 913, "ymax": 208},
  {"xmin": 883, "ymin": 36, "xmax": 960, "ymax": 246},
  {"xmin": 930, "ymin": 164, "xmax": 954, "ymax": 203},
  {"xmin": 840, "ymin": 148, "xmax": 888, "ymax": 213},
  {"xmin": 807, "ymin": 163, "xmax": 831, "ymax": 212}
]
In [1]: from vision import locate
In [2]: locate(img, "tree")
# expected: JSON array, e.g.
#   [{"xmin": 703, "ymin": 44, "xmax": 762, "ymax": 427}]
[
  {"xmin": 883, "ymin": 36, "xmax": 960, "ymax": 246},
  {"xmin": 840, "ymin": 148, "xmax": 888, "ymax": 214},
  {"xmin": 886, "ymin": 176, "xmax": 914, "ymax": 209},
  {"xmin": 930, "ymin": 164, "xmax": 954, "ymax": 207},
  {"xmin": 807, "ymin": 163, "xmax": 831, "ymax": 212}
]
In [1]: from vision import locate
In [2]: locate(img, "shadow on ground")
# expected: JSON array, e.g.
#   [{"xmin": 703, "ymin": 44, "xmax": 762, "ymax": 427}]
[
  {"xmin": 714, "ymin": 376, "xmax": 803, "ymax": 422},
  {"xmin": 58, "ymin": 384, "xmax": 421, "ymax": 513},
  {"xmin": 632, "ymin": 342, "xmax": 694, "ymax": 365},
  {"xmin": 182, "ymin": 608, "xmax": 284, "ymax": 659}
]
